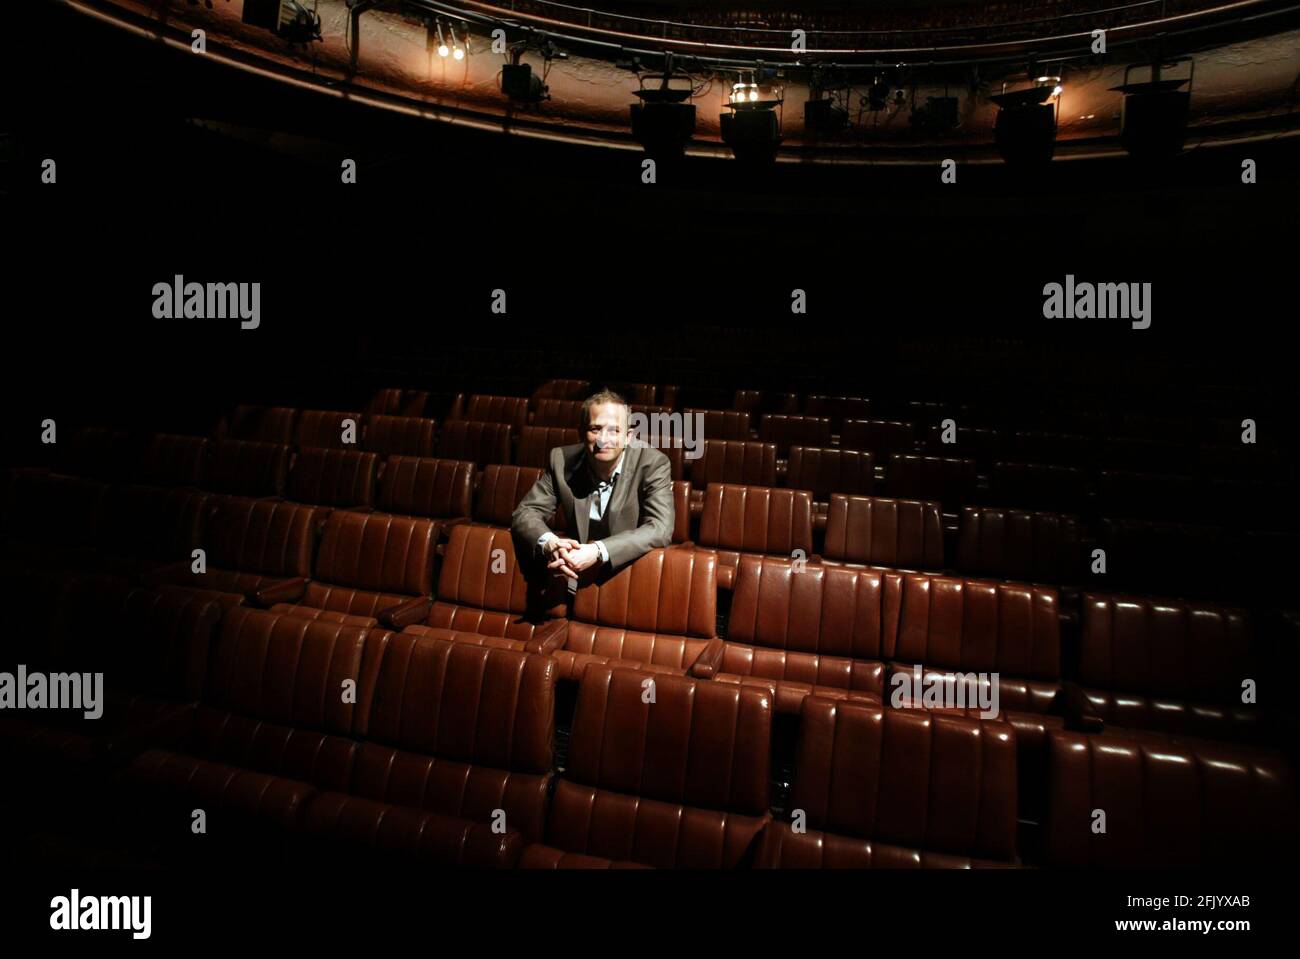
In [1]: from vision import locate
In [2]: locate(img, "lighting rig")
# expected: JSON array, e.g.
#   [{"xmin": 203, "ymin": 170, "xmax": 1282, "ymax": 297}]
[
  {"xmin": 629, "ymin": 53, "xmax": 699, "ymax": 160},
  {"xmin": 502, "ymin": 33, "xmax": 567, "ymax": 105},
  {"xmin": 1112, "ymin": 57, "xmax": 1194, "ymax": 160},
  {"xmin": 989, "ymin": 71, "xmax": 1064, "ymax": 166},
  {"xmin": 721, "ymin": 68, "xmax": 784, "ymax": 164}
]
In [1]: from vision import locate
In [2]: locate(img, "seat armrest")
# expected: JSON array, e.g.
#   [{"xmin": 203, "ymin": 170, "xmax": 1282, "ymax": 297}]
[
  {"xmin": 140, "ymin": 561, "xmax": 188, "ymax": 588},
  {"xmin": 253, "ymin": 577, "xmax": 308, "ymax": 608},
  {"xmin": 523, "ymin": 620, "xmax": 568, "ymax": 655},
  {"xmin": 689, "ymin": 637, "xmax": 726, "ymax": 679},
  {"xmin": 379, "ymin": 596, "xmax": 433, "ymax": 630}
]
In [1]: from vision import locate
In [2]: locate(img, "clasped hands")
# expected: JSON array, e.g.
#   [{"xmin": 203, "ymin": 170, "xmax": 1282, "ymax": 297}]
[{"xmin": 544, "ymin": 537, "xmax": 602, "ymax": 580}]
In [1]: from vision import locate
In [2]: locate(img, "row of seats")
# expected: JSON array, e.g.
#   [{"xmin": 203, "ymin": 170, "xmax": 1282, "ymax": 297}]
[{"xmin": 3, "ymin": 587, "xmax": 1291, "ymax": 868}]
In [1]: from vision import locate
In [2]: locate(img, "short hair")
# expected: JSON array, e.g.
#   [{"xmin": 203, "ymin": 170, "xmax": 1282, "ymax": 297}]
[{"xmin": 581, "ymin": 389, "xmax": 629, "ymax": 430}]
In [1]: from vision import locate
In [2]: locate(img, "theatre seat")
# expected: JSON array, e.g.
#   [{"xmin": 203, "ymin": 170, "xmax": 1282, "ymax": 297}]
[
  {"xmin": 804, "ymin": 395, "xmax": 872, "ymax": 429},
  {"xmin": 287, "ymin": 448, "xmax": 378, "ymax": 509},
  {"xmin": 670, "ymin": 480, "xmax": 691, "ymax": 545},
  {"xmin": 206, "ymin": 438, "xmax": 291, "ymax": 498},
  {"xmin": 687, "ymin": 440, "xmax": 777, "ymax": 515},
  {"xmin": 224, "ymin": 404, "xmax": 297, "ymax": 445},
  {"xmin": 144, "ymin": 498, "xmax": 319, "ymax": 600},
  {"xmin": 376, "ymin": 455, "xmax": 473, "ymax": 529},
  {"xmin": 520, "ymin": 666, "xmax": 772, "ymax": 868},
  {"xmin": 517, "ymin": 426, "xmax": 579, "ymax": 469},
  {"xmin": 139, "ymin": 433, "xmax": 210, "ymax": 488},
  {"xmin": 267, "ymin": 510, "xmax": 437, "ymax": 624},
  {"xmin": 759, "ymin": 414, "xmax": 832, "ymax": 456},
  {"xmin": 531, "ymin": 400, "xmax": 584, "ymax": 429},
  {"xmin": 686, "ymin": 409, "xmax": 753, "ymax": 442},
  {"xmin": 364, "ymin": 388, "xmax": 405, "ymax": 417},
  {"xmin": 532, "ymin": 380, "xmax": 590, "ymax": 402},
  {"xmin": 1076, "ymin": 592, "xmax": 1262, "ymax": 741},
  {"xmin": 555, "ymin": 546, "xmax": 717, "ymax": 682},
  {"xmin": 992, "ymin": 461, "xmax": 1091, "ymax": 514},
  {"xmin": 362, "ymin": 415, "xmax": 437, "ymax": 458},
  {"xmin": 695, "ymin": 483, "xmax": 815, "ymax": 590},
  {"xmin": 296, "ymin": 410, "xmax": 363, "ymax": 451},
  {"xmin": 757, "ymin": 698, "xmax": 1020, "ymax": 868},
  {"xmin": 957, "ymin": 506, "xmax": 1082, "ymax": 586},
  {"xmin": 438, "ymin": 420, "xmax": 513, "ymax": 468},
  {"xmin": 924, "ymin": 425, "xmax": 1004, "ymax": 469},
  {"xmin": 821, "ymin": 494, "xmax": 944, "ymax": 571},
  {"xmin": 887, "ymin": 453, "xmax": 978, "ymax": 508},
  {"xmin": 785, "ymin": 447, "xmax": 874, "ymax": 530},
  {"xmin": 709, "ymin": 555, "xmax": 889, "ymax": 715},
  {"xmin": 404, "ymin": 523, "xmax": 565, "ymax": 652},
  {"xmin": 474, "ymin": 465, "xmax": 542, "ymax": 529},
  {"xmin": 462, "ymin": 395, "xmax": 530, "ymax": 431},
  {"xmin": 840, "ymin": 419, "xmax": 916, "ymax": 458},
  {"xmin": 1044, "ymin": 730, "xmax": 1297, "ymax": 866}
]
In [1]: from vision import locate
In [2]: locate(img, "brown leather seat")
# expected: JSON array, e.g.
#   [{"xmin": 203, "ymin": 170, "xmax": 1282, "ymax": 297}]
[
  {"xmin": 887, "ymin": 453, "xmax": 978, "ymax": 507},
  {"xmin": 531, "ymin": 400, "xmax": 584, "ymax": 429},
  {"xmin": 406, "ymin": 523, "xmax": 565, "ymax": 652},
  {"xmin": 840, "ymin": 419, "xmax": 915, "ymax": 457},
  {"xmin": 804, "ymin": 395, "xmax": 872, "ymax": 428},
  {"xmin": 225, "ymin": 404, "xmax": 297, "ymax": 445},
  {"xmin": 685, "ymin": 408, "xmax": 752, "ymax": 442},
  {"xmin": 786, "ymin": 447, "xmax": 874, "ymax": 531},
  {"xmin": 89, "ymin": 485, "xmax": 211, "ymax": 579},
  {"xmin": 295, "ymin": 410, "xmax": 363, "ymax": 451},
  {"xmin": 992, "ymin": 461, "xmax": 1091, "ymax": 514},
  {"xmin": 554, "ymin": 547, "xmax": 718, "ymax": 683},
  {"xmin": 520, "ymin": 666, "xmax": 772, "ymax": 868},
  {"xmin": 710, "ymin": 555, "xmax": 889, "ymax": 715},
  {"xmin": 517, "ymin": 426, "xmax": 579, "ymax": 469},
  {"xmin": 1044, "ymin": 730, "xmax": 1297, "ymax": 866},
  {"xmin": 532, "ymin": 379, "xmax": 590, "ymax": 402},
  {"xmin": 474, "ymin": 464, "xmax": 542, "ymax": 528},
  {"xmin": 1077, "ymin": 592, "xmax": 1261, "ymax": 741},
  {"xmin": 759, "ymin": 414, "xmax": 832, "ymax": 456},
  {"xmin": 757, "ymin": 698, "xmax": 1020, "ymax": 868},
  {"xmin": 270, "ymin": 510, "xmax": 438, "ymax": 623},
  {"xmin": 377, "ymin": 455, "xmax": 474, "ymax": 528},
  {"xmin": 139, "ymin": 433, "xmax": 210, "ymax": 488},
  {"xmin": 694, "ymin": 483, "xmax": 815, "ymax": 590},
  {"xmin": 287, "ymin": 448, "xmax": 378, "ymax": 509},
  {"xmin": 670, "ymin": 480, "xmax": 691, "ymax": 545},
  {"xmin": 607, "ymin": 382, "xmax": 656, "ymax": 406},
  {"xmin": 687, "ymin": 440, "xmax": 777, "ymax": 516},
  {"xmin": 462, "ymin": 394, "xmax": 530, "ymax": 431},
  {"xmin": 144, "ymin": 497, "xmax": 319, "ymax": 600},
  {"xmin": 438, "ymin": 420, "xmax": 513, "ymax": 468},
  {"xmin": 207, "ymin": 438, "xmax": 291, "ymax": 498},
  {"xmin": 822, "ymin": 494, "xmax": 944, "ymax": 571},
  {"xmin": 364, "ymin": 388, "xmax": 405, "ymax": 417},
  {"xmin": 362, "ymin": 414, "xmax": 437, "ymax": 458},
  {"xmin": 957, "ymin": 506, "xmax": 1082, "ymax": 585}
]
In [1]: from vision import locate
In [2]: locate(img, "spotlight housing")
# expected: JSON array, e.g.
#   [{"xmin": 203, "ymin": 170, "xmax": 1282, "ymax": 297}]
[
  {"xmin": 630, "ymin": 61, "xmax": 697, "ymax": 160},
  {"xmin": 502, "ymin": 63, "xmax": 547, "ymax": 103},
  {"xmin": 721, "ymin": 76, "xmax": 783, "ymax": 164},
  {"xmin": 990, "ymin": 77, "xmax": 1061, "ymax": 166},
  {"xmin": 1112, "ymin": 59, "xmax": 1194, "ymax": 160}
]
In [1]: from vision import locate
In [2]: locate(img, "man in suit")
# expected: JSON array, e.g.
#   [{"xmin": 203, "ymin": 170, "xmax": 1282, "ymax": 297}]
[{"xmin": 512, "ymin": 390, "xmax": 674, "ymax": 586}]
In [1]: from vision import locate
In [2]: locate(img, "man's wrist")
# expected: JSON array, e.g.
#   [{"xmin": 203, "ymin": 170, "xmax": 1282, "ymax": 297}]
[
  {"xmin": 538, "ymin": 532, "xmax": 557, "ymax": 552},
  {"xmin": 595, "ymin": 541, "xmax": 610, "ymax": 565}
]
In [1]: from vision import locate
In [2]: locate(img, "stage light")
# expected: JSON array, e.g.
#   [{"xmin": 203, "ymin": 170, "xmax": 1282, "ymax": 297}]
[
  {"xmin": 721, "ymin": 75, "xmax": 783, "ymax": 164},
  {"xmin": 990, "ymin": 77, "xmax": 1061, "ymax": 166},
  {"xmin": 243, "ymin": 0, "xmax": 322, "ymax": 44},
  {"xmin": 449, "ymin": 24, "xmax": 465, "ymax": 60},
  {"xmin": 1112, "ymin": 59, "xmax": 1194, "ymax": 160},
  {"xmin": 630, "ymin": 55, "xmax": 697, "ymax": 160}
]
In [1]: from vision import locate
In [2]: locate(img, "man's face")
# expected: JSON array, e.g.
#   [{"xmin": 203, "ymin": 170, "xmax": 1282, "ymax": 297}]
[{"xmin": 585, "ymin": 402, "xmax": 629, "ymax": 465}]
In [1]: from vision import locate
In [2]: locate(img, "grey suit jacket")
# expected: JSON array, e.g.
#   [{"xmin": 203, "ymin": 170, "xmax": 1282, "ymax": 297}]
[{"xmin": 511, "ymin": 442, "xmax": 674, "ymax": 573}]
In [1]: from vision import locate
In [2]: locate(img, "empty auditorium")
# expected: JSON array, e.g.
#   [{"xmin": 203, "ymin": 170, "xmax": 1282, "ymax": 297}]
[{"xmin": 3, "ymin": 0, "xmax": 1298, "ymax": 945}]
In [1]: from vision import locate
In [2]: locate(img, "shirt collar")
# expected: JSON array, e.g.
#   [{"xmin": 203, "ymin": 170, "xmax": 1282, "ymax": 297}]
[{"xmin": 588, "ymin": 449, "xmax": 626, "ymax": 488}]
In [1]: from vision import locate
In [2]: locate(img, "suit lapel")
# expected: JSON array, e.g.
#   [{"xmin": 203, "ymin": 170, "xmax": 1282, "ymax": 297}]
[
  {"xmin": 567, "ymin": 452, "xmax": 592, "ymax": 543},
  {"xmin": 608, "ymin": 445, "xmax": 639, "ymax": 524}
]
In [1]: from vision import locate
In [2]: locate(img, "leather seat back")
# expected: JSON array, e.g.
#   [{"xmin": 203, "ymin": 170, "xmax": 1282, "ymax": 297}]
[
  {"xmin": 208, "ymin": 498, "xmax": 318, "ymax": 577},
  {"xmin": 785, "ymin": 698, "xmax": 1018, "ymax": 862},
  {"xmin": 208, "ymin": 438, "xmax": 290, "ymax": 497},
  {"xmin": 227, "ymin": 404, "xmax": 298, "ymax": 445},
  {"xmin": 517, "ymin": 426, "xmax": 579, "ymax": 469},
  {"xmin": 378, "ymin": 455, "xmax": 474, "ymax": 520},
  {"xmin": 464, "ymin": 395, "xmax": 529, "ymax": 431},
  {"xmin": 118, "ymin": 587, "xmax": 224, "ymax": 702},
  {"xmin": 288, "ymin": 448, "xmax": 378, "ymax": 508},
  {"xmin": 532, "ymin": 400, "xmax": 585, "ymax": 429},
  {"xmin": 840, "ymin": 419, "xmax": 915, "ymax": 457},
  {"xmin": 992, "ymin": 461, "xmax": 1090, "ymax": 513},
  {"xmin": 685, "ymin": 409, "xmax": 752, "ymax": 442},
  {"xmin": 926, "ymin": 426, "xmax": 1004, "ymax": 466},
  {"xmin": 1045, "ymin": 731, "xmax": 1297, "ymax": 866},
  {"xmin": 95, "ymin": 485, "xmax": 209, "ymax": 562},
  {"xmin": 552, "ymin": 666, "xmax": 772, "ymax": 867},
  {"xmin": 823, "ymin": 494, "xmax": 943, "ymax": 569},
  {"xmin": 532, "ymin": 380, "xmax": 590, "ymax": 402},
  {"xmin": 888, "ymin": 454, "xmax": 978, "ymax": 506},
  {"xmin": 697, "ymin": 483, "xmax": 814, "ymax": 558},
  {"xmin": 804, "ymin": 395, "xmax": 871, "ymax": 427},
  {"xmin": 428, "ymin": 524, "xmax": 554, "ymax": 640},
  {"xmin": 957, "ymin": 507, "xmax": 1082, "ymax": 584},
  {"xmin": 438, "ymin": 420, "xmax": 513, "ymax": 467},
  {"xmin": 296, "ymin": 410, "xmax": 363, "ymax": 451},
  {"xmin": 786, "ymin": 447, "xmax": 874, "ymax": 500},
  {"xmin": 314, "ymin": 510, "xmax": 437, "ymax": 598},
  {"xmin": 363, "ymin": 415, "xmax": 437, "ymax": 458},
  {"xmin": 759, "ymin": 414, "xmax": 832, "ymax": 454},
  {"xmin": 670, "ymin": 481, "xmax": 690, "ymax": 544},
  {"xmin": 475, "ymin": 465, "xmax": 542, "ymax": 527},
  {"xmin": 688, "ymin": 439, "xmax": 777, "ymax": 489}
]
